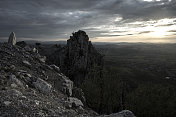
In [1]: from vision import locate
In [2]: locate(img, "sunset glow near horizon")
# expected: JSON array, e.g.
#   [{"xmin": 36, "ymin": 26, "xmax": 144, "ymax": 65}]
[
  {"xmin": 0, "ymin": 0, "xmax": 176, "ymax": 43},
  {"xmin": 91, "ymin": 18, "xmax": 176, "ymax": 43}
]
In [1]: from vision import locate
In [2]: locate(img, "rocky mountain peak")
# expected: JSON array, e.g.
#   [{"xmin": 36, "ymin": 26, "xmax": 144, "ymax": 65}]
[
  {"xmin": 70, "ymin": 30, "xmax": 88, "ymax": 41},
  {"xmin": 68, "ymin": 30, "xmax": 89, "ymax": 54},
  {"xmin": 8, "ymin": 32, "xmax": 16, "ymax": 45},
  {"xmin": 72, "ymin": 30, "xmax": 87, "ymax": 37}
]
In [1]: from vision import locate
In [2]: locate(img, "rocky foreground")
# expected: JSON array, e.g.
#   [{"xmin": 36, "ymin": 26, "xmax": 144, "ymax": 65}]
[{"xmin": 0, "ymin": 32, "xmax": 135, "ymax": 117}]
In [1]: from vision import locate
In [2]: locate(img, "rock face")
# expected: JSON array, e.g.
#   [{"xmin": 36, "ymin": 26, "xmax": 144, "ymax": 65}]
[
  {"xmin": 72, "ymin": 87, "xmax": 86, "ymax": 105},
  {"xmin": 8, "ymin": 32, "xmax": 16, "ymax": 45},
  {"xmin": 66, "ymin": 30, "xmax": 103, "ymax": 85},
  {"xmin": 45, "ymin": 30, "xmax": 104, "ymax": 86}
]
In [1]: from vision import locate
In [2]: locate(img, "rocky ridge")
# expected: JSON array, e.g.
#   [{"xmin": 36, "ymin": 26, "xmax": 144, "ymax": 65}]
[
  {"xmin": 0, "ymin": 42, "xmax": 96, "ymax": 116},
  {"xmin": 0, "ymin": 32, "xmax": 135, "ymax": 117}
]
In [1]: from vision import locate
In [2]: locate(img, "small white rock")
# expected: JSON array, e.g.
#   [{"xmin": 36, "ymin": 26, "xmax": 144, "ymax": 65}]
[
  {"xmin": 4, "ymin": 101, "xmax": 11, "ymax": 106},
  {"xmin": 11, "ymin": 83, "xmax": 17, "ymax": 88},
  {"xmin": 23, "ymin": 60, "xmax": 31, "ymax": 66},
  {"xmin": 34, "ymin": 100, "xmax": 40, "ymax": 105}
]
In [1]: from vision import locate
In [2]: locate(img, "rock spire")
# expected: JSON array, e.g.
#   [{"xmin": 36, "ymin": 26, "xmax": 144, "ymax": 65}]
[{"xmin": 8, "ymin": 32, "xmax": 16, "ymax": 45}]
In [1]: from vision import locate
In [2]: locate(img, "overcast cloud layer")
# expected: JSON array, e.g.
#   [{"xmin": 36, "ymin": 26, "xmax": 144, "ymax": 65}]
[{"xmin": 0, "ymin": 0, "xmax": 176, "ymax": 42}]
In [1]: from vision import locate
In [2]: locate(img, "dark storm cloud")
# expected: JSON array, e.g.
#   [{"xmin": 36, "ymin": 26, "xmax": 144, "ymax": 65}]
[
  {"xmin": 168, "ymin": 30, "xmax": 176, "ymax": 32},
  {"xmin": 0, "ymin": 0, "xmax": 101, "ymax": 39},
  {"xmin": 0, "ymin": 0, "xmax": 175, "ymax": 41},
  {"xmin": 92, "ymin": 0, "xmax": 176, "ymax": 20},
  {"xmin": 156, "ymin": 24, "xmax": 175, "ymax": 27},
  {"xmin": 138, "ymin": 31, "xmax": 153, "ymax": 34}
]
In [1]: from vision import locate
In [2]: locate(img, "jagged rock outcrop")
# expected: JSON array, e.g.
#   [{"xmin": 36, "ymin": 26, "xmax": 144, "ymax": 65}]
[
  {"xmin": 66, "ymin": 30, "xmax": 104, "ymax": 85},
  {"xmin": 8, "ymin": 32, "xmax": 16, "ymax": 45},
  {"xmin": 45, "ymin": 30, "xmax": 104, "ymax": 86}
]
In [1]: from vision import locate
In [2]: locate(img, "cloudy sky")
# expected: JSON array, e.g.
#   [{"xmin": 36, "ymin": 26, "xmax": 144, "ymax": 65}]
[{"xmin": 0, "ymin": 0, "xmax": 176, "ymax": 43}]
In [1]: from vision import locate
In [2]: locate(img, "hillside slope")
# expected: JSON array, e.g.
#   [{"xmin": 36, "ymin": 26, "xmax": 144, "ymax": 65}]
[{"xmin": 0, "ymin": 42, "xmax": 98, "ymax": 116}]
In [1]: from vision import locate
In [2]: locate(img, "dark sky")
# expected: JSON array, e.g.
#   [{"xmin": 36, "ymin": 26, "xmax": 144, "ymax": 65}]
[{"xmin": 0, "ymin": 0, "xmax": 176, "ymax": 42}]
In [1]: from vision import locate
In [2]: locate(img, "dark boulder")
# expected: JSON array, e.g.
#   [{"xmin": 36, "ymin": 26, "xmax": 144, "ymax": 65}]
[{"xmin": 16, "ymin": 41, "xmax": 27, "ymax": 48}]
